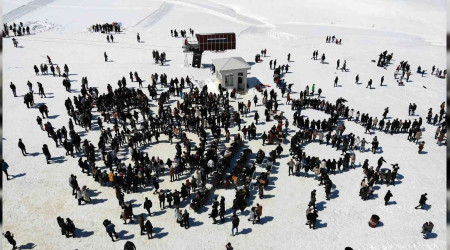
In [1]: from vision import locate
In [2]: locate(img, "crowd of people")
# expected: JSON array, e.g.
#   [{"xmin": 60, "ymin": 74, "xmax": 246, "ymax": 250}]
[{"xmin": 2, "ymin": 20, "xmax": 446, "ymax": 250}]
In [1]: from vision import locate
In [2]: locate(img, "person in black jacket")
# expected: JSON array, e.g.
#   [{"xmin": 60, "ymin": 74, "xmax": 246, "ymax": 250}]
[
  {"xmin": 57, "ymin": 216, "xmax": 67, "ymax": 236},
  {"xmin": 10, "ymin": 82, "xmax": 17, "ymax": 97},
  {"xmin": 158, "ymin": 191, "xmax": 165, "ymax": 209},
  {"xmin": 219, "ymin": 196, "xmax": 226, "ymax": 223},
  {"xmin": 66, "ymin": 218, "xmax": 76, "ymax": 238},
  {"xmin": 18, "ymin": 139, "xmax": 28, "ymax": 156},
  {"xmin": 153, "ymin": 177, "xmax": 159, "ymax": 194},
  {"xmin": 143, "ymin": 197, "xmax": 152, "ymax": 216},
  {"xmin": 307, "ymin": 210, "xmax": 318, "ymax": 229},
  {"xmin": 415, "ymin": 193, "xmax": 428, "ymax": 209},
  {"xmin": 384, "ymin": 190, "xmax": 393, "ymax": 206},
  {"xmin": 166, "ymin": 191, "xmax": 173, "ymax": 208},
  {"xmin": 144, "ymin": 219, "xmax": 153, "ymax": 239},
  {"xmin": 42, "ymin": 144, "xmax": 51, "ymax": 164},
  {"xmin": 276, "ymin": 144, "xmax": 283, "ymax": 157},
  {"xmin": 231, "ymin": 214, "xmax": 240, "ymax": 236},
  {"xmin": 209, "ymin": 197, "xmax": 219, "ymax": 224},
  {"xmin": 183, "ymin": 209, "xmax": 190, "ymax": 229},
  {"xmin": 4, "ymin": 231, "xmax": 17, "ymax": 249}
]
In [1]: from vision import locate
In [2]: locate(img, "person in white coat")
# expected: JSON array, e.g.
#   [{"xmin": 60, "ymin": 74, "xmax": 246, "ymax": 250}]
[
  {"xmin": 76, "ymin": 187, "xmax": 84, "ymax": 205},
  {"xmin": 248, "ymin": 207, "xmax": 257, "ymax": 224},
  {"xmin": 318, "ymin": 131, "xmax": 324, "ymax": 144},
  {"xmin": 207, "ymin": 159, "xmax": 215, "ymax": 170},
  {"xmin": 348, "ymin": 109, "xmax": 354, "ymax": 120},
  {"xmin": 82, "ymin": 186, "xmax": 91, "ymax": 203},
  {"xmin": 354, "ymin": 136, "xmax": 361, "ymax": 151}
]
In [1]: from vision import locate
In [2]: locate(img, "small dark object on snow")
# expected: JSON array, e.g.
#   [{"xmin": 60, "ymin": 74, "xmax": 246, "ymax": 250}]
[{"xmin": 368, "ymin": 214, "xmax": 380, "ymax": 228}]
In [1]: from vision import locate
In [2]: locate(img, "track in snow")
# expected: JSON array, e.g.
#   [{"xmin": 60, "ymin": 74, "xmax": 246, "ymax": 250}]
[{"xmin": 3, "ymin": 0, "xmax": 55, "ymax": 23}]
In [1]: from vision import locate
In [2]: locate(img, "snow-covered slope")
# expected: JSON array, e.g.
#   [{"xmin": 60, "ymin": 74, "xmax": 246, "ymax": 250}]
[{"xmin": 2, "ymin": 0, "xmax": 446, "ymax": 249}]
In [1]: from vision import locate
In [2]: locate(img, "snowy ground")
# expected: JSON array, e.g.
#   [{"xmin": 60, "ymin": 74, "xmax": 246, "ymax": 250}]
[{"xmin": 2, "ymin": 0, "xmax": 447, "ymax": 249}]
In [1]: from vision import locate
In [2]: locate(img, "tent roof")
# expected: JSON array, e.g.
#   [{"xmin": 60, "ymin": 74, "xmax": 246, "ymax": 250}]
[{"xmin": 212, "ymin": 57, "xmax": 251, "ymax": 71}]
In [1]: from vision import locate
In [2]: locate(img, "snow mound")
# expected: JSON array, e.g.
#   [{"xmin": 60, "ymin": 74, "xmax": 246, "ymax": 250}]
[
  {"xmin": 26, "ymin": 20, "xmax": 63, "ymax": 33},
  {"xmin": 239, "ymin": 25, "xmax": 297, "ymax": 40}
]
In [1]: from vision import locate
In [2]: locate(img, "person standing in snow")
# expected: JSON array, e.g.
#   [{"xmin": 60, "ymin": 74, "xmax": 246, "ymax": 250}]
[
  {"xmin": 10, "ymin": 82, "xmax": 17, "ymax": 97},
  {"xmin": 42, "ymin": 144, "xmax": 52, "ymax": 164},
  {"xmin": 309, "ymin": 190, "xmax": 316, "ymax": 209},
  {"xmin": 182, "ymin": 209, "xmax": 190, "ymax": 229},
  {"xmin": 366, "ymin": 79, "xmax": 373, "ymax": 89},
  {"xmin": 384, "ymin": 190, "xmax": 393, "ymax": 206},
  {"xmin": 12, "ymin": 38, "xmax": 18, "ymax": 47},
  {"xmin": 56, "ymin": 65, "xmax": 61, "ymax": 76},
  {"xmin": 219, "ymin": 196, "xmax": 226, "ymax": 223},
  {"xmin": 144, "ymin": 219, "xmax": 153, "ymax": 239},
  {"xmin": 103, "ymin": 219, "xmax": 119, "ymax": 242},
  {"xmin": 341, "ymin": 60, "xmax": 347, "ymax": 71},
  {"xmin": 2, "ymin": 160, "xmax": 11, "ymax": 180},
  {"xmin": 307, "ymin": 209, "xmax": 318, "ymax": 229},
  {"xmin": 415, "ymin": 193, "xmax": 428, "ymax": 209},
  {"xmin": 248, "ymin": 207, "xmax": 257, "ymax": 224},
  {"xmin": 76, "ymin": 187, "xmax": 84, "ymax": 205},
  {"xmin": 137, "ymin": 33, "xmax": 140, "ymax": 43},
  {"xmin": 231, "ymin": 214, "xmax": 240, "ymax": 236},
  {"xmin": 3, "ymin": 231, "xmax": 17, "ymax": 249},
  {"xmin": 256, "ymin": 203, "xmax": 263, "ymax": 223},
  {"xmin": 418, "ymin": 141, "xmax": 425, "ymax": 154},
  {"xmin": 288, "ymin": 158, "xmax": 295, "ymax": 176},
  {"xmin": 18, "ymin": 138, "xmax": 28, "ymax": 156},
  {"xmin": 158, "ymin": 190, "xmax": 165, "ymax": 209},
  {"xmin": 209, "ymin": 197, "xmax": 219, "ymax": 224},
  {"xmin": 334, "ymin": 76, "xmax": 338, "ymax": 87},
  {"xmin": 104, "ymin": 52, "xmax": 108, "ymax": 62},
  {"xmin": 422, "ymin": 221, "xmax": 434, "ymax": 239},
  {"xmin": 144, "ymin": 197, "xmax": 152, "ymax": 216}
]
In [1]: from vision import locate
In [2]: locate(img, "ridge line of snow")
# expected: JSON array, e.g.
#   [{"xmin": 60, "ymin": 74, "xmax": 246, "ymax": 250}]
[
  {"xmin": 3, "ymin": 0, "xmax": 55, "ymax": 23},
  {"xmin": 166, "ymin": 0, "xmax": 274, "ymax": 28}
]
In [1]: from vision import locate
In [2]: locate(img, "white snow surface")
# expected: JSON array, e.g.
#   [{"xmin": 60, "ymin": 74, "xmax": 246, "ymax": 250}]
[{"xmin": 2, "ymin": 0, "xmax": 447, "ymax": 249}]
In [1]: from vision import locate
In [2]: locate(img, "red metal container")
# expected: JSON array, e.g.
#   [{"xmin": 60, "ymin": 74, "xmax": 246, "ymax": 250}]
[{"xmin": 196, "ymin": 33, "xmax": 236, "ymax": 52}]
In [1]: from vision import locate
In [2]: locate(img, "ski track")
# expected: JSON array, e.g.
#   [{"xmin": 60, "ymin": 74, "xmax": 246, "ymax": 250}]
[
  {"xmin": 3, "ymin": 0, "xmax": 55, "ymax": 23},
  {"xmin": 133, "ymin": 2, "xmax": 174, "ymax": 28}
]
